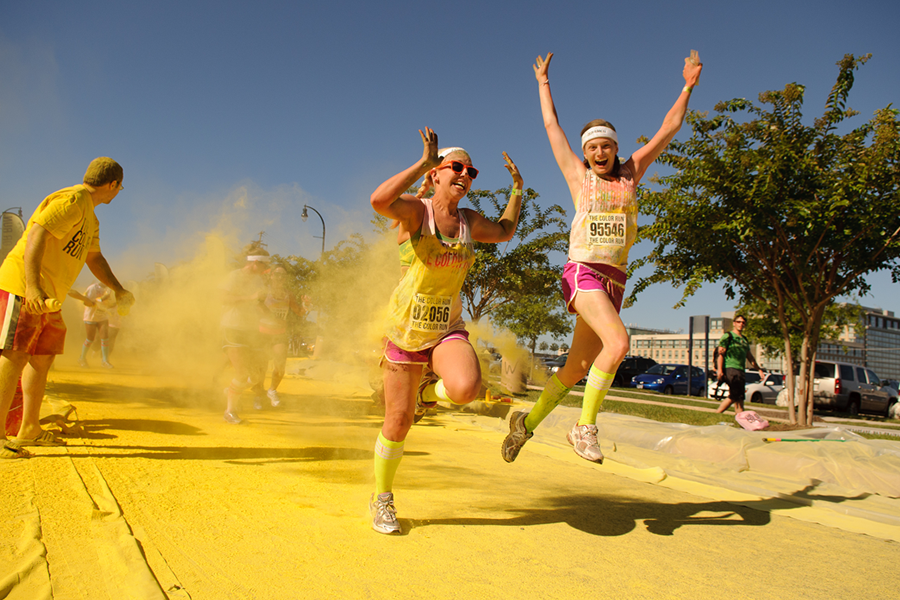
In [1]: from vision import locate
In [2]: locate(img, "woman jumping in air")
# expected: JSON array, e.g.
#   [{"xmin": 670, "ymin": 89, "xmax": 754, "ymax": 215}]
[
  {"xmin": 369, "ymin": 128, "xmax": 523, "ymax": 534},
  {"xmin": 502, "ymin": 51, "xmax": 703, "ymax": 464}
]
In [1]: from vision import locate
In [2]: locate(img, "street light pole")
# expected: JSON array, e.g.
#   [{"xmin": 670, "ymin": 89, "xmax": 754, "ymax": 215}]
[{"xmin": 301, "ymin": 204, "xmax": 325, "ymax": 256}]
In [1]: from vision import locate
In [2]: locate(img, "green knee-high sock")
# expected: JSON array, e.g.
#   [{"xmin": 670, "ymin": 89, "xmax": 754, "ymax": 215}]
[
  {"xmin": 374, "ymin": 432, "xmax": 405, "ymax": 494},
  {"xmin": 524, "ymin": 374, "xmax": 571, "ymax": 432},
  {"xmin": 422, "ymin": 380, "xmax": 461, "ymax": 405},
  {"xmin": 579, "ymin": 365, "xmax": 615, "ymax": 426},
  {"xmin": 100, "ymin": 339, "xmax": 110, "ymax": 363}
]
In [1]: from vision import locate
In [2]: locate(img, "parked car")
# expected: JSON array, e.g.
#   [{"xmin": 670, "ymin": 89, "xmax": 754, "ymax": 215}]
[
  {"xmin": 708, "ymin": 371, "xmax": 785, "ymax": 405},
  {"xmin": 775, "ymin": 360, "xmax": 894, "ymax": 417},
  {"xmin": 630, "ymin": 363, "xmax": 706, "ymax": 395},
  {"xmin": 613, "ymin": 356, "xmax": 656, "ymax": 387}
]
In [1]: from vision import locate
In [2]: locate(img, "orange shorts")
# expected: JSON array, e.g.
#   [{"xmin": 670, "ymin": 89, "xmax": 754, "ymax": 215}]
[{"xmin": 0, "ymin": 290, "xmax": 67, "ymax": 355}]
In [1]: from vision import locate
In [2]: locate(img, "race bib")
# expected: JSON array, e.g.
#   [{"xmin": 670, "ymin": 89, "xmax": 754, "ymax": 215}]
[
  {"xmin": 410, "ymin": 293, "xmax": 452, "ymax": 332},
  {"xmin": 586, "ymin": 213, "xmax": 626, "ymax": 247}
]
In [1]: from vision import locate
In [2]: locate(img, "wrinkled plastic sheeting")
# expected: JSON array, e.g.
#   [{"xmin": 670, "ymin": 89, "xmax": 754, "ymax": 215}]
[
  {"xmin": 746, "ymin": 427, "xmax": 900, "ymax": 499},
  {"xmin": 595, "ymin": 413, "xmax": 754, "ymax": 471},
  {"xmin": 595, "ymin": 414, "xmax": 900, "ymax": 499}
]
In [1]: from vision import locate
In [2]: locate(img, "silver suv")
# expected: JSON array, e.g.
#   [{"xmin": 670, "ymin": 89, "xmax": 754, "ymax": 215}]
[{"xmin": 779, "ymin": 360, "xmax": 894, "ymax": 417}]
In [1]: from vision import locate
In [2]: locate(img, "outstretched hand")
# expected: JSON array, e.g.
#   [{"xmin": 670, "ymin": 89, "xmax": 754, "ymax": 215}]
[
  {"xmin": 419, "ymin": 127, "xmax": 440, "ymax": 169},
  {"xmin": 683, "ymin": 50, "xmax": 702, "ymax": 87},
  {"xmin": 502, "ymin": 152, "xmax": 523, "ymax": 189},
  {"xmin": 533, "ymin": 53, "xmax": 553, "ymax": 84}
]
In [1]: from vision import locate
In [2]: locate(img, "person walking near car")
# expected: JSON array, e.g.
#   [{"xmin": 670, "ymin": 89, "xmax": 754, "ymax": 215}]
[{"xmin": 715, "ymin": 315, "xmax": 765, "ymax": 414}]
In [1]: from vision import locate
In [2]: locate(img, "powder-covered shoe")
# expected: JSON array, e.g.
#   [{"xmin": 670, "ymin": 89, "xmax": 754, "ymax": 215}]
[
  {"xmin": 369, "ymin": 492, "xmax": 401, "ymax": 534},
  {"xmin": 223, "ymin": 411, "xmax": 243, "ymax": 425},
  {"xmin": 566, "ymin": 423, "xmax": 604, "ymax": 463},
  {"xmin": 267, "ymin": 389, "xmax": 281, "ymax": 407},
  {"xmin": 501, "ymin": 411, "xmax": 533, "ymax": 463},
  {"xmin": 413, "ymin": 370, "xmax": 439, "ymax": 424}
]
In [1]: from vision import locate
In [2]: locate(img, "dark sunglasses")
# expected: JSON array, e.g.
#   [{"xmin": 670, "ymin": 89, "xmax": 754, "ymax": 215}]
[{"xmin": 439, "ymin": 160, "xmax": 478, "ymax": 179}]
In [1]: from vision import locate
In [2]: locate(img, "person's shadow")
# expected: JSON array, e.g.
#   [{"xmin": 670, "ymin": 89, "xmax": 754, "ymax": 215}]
[{"xmin": 405, "ymin": 484, "xmax": 858, "ymax": 537}]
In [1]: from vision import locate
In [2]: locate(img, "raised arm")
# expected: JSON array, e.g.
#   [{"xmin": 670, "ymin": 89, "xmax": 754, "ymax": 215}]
[
  {"xmin": 534, "ymin": 53, "xmax": 586, "ymax": 201},
  {"xmin": 467, "ymin": 152, "xmax": 524, "ymax": 244},
  {"xmin": 370, "ymin": 128, "xmax": 440, "ymax": 232},
  {"xmin": 628, "ymin": 52, "xmax": 703, "ymax": 184}
]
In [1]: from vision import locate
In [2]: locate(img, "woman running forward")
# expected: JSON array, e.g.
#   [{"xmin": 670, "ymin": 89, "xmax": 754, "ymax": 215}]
[
  {"xmin": 502, "ymin": 51, "xmax": 703, "ymax": 464},
  {"xmin": 368, "ymin": 128, "xmax": 523, "ymax": 534},
  {"xmin": 259, "ymin": 267, "xmax": 309, "ymax": 407}
]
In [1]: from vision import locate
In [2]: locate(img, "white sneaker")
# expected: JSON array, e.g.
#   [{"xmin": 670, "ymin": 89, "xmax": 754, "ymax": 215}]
[
  {"xmin": 566, "ymin": 423, "xmax": 604, "ymax": 463},
  {"xmin": 370, "ymin": 492, "xmax": 401, "ymax": 534},
  {"xmin": 267, "ymin": 389, "xmax": 280, "ymax": 407},
  {"xmin": 253, "ymin": 396, "xmax": 264, "ymax": 410}
]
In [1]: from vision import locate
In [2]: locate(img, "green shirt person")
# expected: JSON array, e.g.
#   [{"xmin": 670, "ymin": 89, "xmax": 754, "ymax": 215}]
[{"xmin": 714, "ymin": 315, "xmax": 764, "ymax": 414}]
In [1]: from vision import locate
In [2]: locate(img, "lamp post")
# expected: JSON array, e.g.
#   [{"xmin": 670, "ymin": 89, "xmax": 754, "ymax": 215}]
[{"xmin": 301, "ymin": 204, "xmax": 325, "ymax": 256}]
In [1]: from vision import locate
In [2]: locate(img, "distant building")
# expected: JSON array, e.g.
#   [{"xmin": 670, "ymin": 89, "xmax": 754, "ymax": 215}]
[{"xmin": 627, "ymin": 307, "xmax": 900, "ymax": 380}]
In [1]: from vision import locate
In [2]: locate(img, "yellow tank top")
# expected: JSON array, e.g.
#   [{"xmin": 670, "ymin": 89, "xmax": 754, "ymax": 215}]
[
  {"xmin": 568, "ymin": 165, "xmax": 637, "ymax": 271},
  {"xmin": 385, "ymin": 199, "xmax": 475, "ymax": 351}
]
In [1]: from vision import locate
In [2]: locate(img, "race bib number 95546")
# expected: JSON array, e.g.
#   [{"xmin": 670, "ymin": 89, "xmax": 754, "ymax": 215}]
[
  {"xmin": 411, "ymin": 293, "xmax": 452, "ymax": 332},
  {"xmin": 586, "ymin": 213, "xmax": 626, "ymax": 247}
]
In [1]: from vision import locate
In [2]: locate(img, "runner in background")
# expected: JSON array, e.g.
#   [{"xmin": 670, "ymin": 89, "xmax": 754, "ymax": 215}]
[
  {"xmin": 220, "ymin": 246, "xmax": 269, "ymax": 424},
  {"xmin": 368, "ymin": 128, "xmax": 523, "ymax": 534},
  {"xmin": 75, "ymin": 282, "xmax": 115, "ymax": 368},
  {"xmin": 502, "ymin": 51, "xmax": 703, "ymax": 464},
  {"xmin": 259, "ymin": 266, "xmax": 308, "ymax": 408}
]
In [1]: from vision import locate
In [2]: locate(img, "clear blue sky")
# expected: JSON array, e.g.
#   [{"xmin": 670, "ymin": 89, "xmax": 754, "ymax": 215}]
[{"xmin": 1, "ymin": 0, "xmax": 898, "ymax": 333}]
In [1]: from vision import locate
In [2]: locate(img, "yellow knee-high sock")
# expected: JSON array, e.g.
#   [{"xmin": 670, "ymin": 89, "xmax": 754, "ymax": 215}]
[
  {"xmin": 374, "ymin": 432, "xmax": 405, "ymax": 494},
  {"xmin": 579, "ymin": 365, "xmax": 615, "ymax": 425},
  {"xmin": 524, "ymin": 374, "xmax": 571, "ymax": 432},
  {"xmin": 421, "ymin": 380, "xmax": 461, "ymax": 405}
]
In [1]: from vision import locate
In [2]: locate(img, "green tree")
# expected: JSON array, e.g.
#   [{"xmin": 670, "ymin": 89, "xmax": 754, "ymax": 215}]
[
  {"xmin": 492, "ymin": 292, "xmax": 572, "ymax": 363},
  {"xmin": 630, "ymin": 54, "xmax": 900, "ymax": 425},
  {"xmin": 462, "ymin": 186, "xmax": 569, "ymax": 324}
]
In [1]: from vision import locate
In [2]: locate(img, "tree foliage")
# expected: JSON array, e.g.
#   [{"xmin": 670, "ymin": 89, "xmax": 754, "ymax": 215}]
[
  {"xmin": 462, "ymin": 185, "xmax": 569, "ymax": 324},
  {"xmin": 630, "ymin": 54, "xmax": 900, "ymax": 425}
]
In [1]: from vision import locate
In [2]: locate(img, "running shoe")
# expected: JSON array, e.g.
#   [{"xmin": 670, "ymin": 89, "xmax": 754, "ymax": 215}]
[
  {"xmin": 101, "ymin": 361, "xmax": 114, "ymax": 369},
  {"xmin": 413, "ymin": 370, "xmax": 439, "ymax": 424},
  {"xmin": 223, "ymin": 411, "xmax": 243, "ymax": 425},
  {"xmin": 267, "ymin": 389, "xmax": 281, "ymax": 407},
  {"xmin": 77, "ymin": 358, "xmax": 88, "ymax": 368},
  {"xmin": 566, "ymin": 423, "xmax": 604, "ymax": 463},
  {"xmin": 369, "ymin": 492, "xmax": 401, "ymax": 534},
  {"xmin": 501, "ymin": 410, "xmax": 533, "ymax": 463},
  {"xmin": 253, "ymin": 395, "xmax": 264, "ymax": 410}
]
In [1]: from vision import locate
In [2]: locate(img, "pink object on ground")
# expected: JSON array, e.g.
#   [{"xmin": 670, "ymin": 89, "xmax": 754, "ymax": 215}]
[{"xmin": 735, "ymin": 410, "xmax": 769, "ymax": 431}]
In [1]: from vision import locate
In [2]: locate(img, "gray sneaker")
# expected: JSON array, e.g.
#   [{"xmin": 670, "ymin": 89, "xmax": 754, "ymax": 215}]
[
  {"xmin": 566, "ymin": 423, "xmax": 604, "ymax": 463},
  {"xmin": 501, "ymin": 411, "xmax": 533, "ymax": 463},
  {"xmin": 370, "ymin": 492, "xmax": 401, "ymax": 534},
  {"xmin": 413, "ymin": 370, "xmax": 439, "ymax": 424}
]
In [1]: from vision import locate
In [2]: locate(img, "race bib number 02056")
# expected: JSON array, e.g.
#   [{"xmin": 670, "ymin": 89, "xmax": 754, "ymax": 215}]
[
  {"xmin": 586, "ymin": 213, "xmax": 626, "ymax": 247},
  {"xmin": 411, "ymin": 293, "xmax": 452, "ymax": 332}
]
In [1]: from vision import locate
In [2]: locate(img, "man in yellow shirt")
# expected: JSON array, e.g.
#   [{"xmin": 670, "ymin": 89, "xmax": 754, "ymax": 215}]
[{"xmin": 0, "ymin": 157, "xmax": 134, "ymax": 458}]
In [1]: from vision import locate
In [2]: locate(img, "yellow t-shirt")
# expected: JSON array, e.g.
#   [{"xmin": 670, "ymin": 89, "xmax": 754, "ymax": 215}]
[{"xmin": 0, "ymin": 185, "xmax": 101, "ymax": 302}]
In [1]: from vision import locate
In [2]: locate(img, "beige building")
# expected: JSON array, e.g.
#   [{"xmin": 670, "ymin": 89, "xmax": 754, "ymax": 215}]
[{"xmin": 628, "ymin": 312, "xmax": 781, "ymax": 373}]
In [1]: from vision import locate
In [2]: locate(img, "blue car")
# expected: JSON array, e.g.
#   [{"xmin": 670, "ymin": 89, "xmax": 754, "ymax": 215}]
[{"xmin": 630, "ymin": 363, "xmax": 706, "ymax": 395}]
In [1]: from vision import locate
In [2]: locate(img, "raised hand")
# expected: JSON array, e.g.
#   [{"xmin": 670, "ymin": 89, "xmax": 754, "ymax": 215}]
[
  {"xmin": 683, "ymin": 50, "xmax": 702, "ymax": 87},
  {"xmin": 419, "ymin": 127, "xmax": 440, "ymax": 169},
  {"xmin": 502, "ymin": 152, "xmax": 524, "ymax": 189},
  {"xmin": 533, "ymin": 53, "xmax": 553, "ymax": 84}
]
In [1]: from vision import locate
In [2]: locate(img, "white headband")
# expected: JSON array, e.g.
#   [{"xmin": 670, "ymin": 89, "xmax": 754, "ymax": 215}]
[
  {"xmin": 246, "ymin": 255, "xmax": 270, "ymax": 262},
  {"xmin": 439, "ymin": 147, "xmax": 466, "ymax": 158},
  {"xmin": 581, "ymin": 126, "xmax": 618, "ymax": 147}
]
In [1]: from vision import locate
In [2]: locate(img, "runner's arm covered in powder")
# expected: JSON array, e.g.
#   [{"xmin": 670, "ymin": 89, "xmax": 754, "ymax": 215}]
[
  {"xmin": 627, "ymin": 53, "xmax": 703, "ymax": 184},
  {"xmin": 370, "ymin": 128, "xmax": 441, "ymax": 234},
  {"xmin": 22, "ymin": 224, "xmax": 52, "ymax": 313},
  {"xmin": 533, "ymin": 53, "xmax": 586, "ymax": 203},
  {"xmin": 465, "ymin": 152, "xmax": 524, "ymax": 244}
]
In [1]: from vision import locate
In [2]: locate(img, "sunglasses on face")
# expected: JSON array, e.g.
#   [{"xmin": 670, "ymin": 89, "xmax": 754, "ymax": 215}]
[{"xmin": 439, "ymin": 160, "xmax": 478, "ymax": 180}]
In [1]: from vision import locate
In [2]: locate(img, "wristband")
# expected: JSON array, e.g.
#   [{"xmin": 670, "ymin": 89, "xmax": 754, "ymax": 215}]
[
  {"xmin": 682, "ymin": 85, "xmax": 693, "ymax": 94},
  {"xmin": 511, "ymin": 187, "xmax": 523, "ymax": 196}
]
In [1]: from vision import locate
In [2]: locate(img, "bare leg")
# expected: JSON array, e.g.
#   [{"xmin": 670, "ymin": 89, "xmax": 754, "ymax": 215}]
[
  {"xmin": 17, "ymin": 354, "xmax": 55, "ymax": 439},
  {"xmin": 430, "ymin": 340, "xmax": 482, "ymax": 405},
  {"xmin": 0, "ymin": 351, "xmax": 29, "ymax": 438}
]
